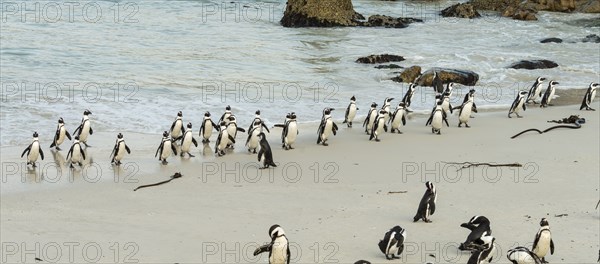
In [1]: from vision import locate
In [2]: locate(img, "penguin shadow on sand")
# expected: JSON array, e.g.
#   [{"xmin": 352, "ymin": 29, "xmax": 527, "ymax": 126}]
[
  {"xmin": 202, "ymin": 142, "xmax": 213, "ymax": 157},
  {"xmin": 51, "ymin": 149, "xmax": 67, "ymax": 171}
]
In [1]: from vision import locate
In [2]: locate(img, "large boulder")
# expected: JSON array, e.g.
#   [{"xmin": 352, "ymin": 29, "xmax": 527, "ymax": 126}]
[
  {"xmin": 576, "ymin": 0, "xmax": 600, "ymax": 12},
  {"xmin": 415, "ymin": 68, "xmax": 479, "ymax": 86},
  {"xmin": 356, "ymin": 54, "xmax": 405, "ymax": 64},
  {"xmin": 441, "ymin": 3, "xmax": 482, "ymax": 18},
  {"xmin": 503, "ymin": 6, "xmax": 538, "ymax": 20},
  {"xmin": 391, "ymin": 66, "xmax": 422, "ymax": 83},
  {"xmin": 280, "ymin": 0, "xmax": 363, "ymax": 27},
  {"xmin": 528, "ymin": 0, "xmax": 576, "ymax": 12},
  {"xmin": 469, "ymin": 0, "xmax": 521, "ymax": 11},
  {"xmin": 508, "ymin": 59, "xmax": 559, "ymax": 69},
  {"xmin": 362, "ymin": 14, "xmax": 422, "ymax": 28}
]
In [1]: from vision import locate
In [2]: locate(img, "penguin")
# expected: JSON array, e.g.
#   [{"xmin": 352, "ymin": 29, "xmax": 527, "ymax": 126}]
[
  {"xmin": 507, "ymin": 246, "xmax": 543, "ymax": 264},
  {"xmin": 66, "ymin": 136, "xmax": 86, "ymax": 168},
  {"xmin": 540, "ymin": 81, "xmax": 559, "ymax": 108},
  {"xmin": 467, "ymin": 235, "xmax": 495, "ymax": 264},
  {"xmin": 180, "ymin": 122, "xmax": 198, "ymax": 157},
  {"xmin": 378, "ymin": 225, "xmax": 406, "ymax": 260},
  {"xmin": 426, "ymin": 100, "xmax": 449, "ymax": 135},
  {"xmin": 253, "ymin": 224, "xmax": 290, "ymax": 264},
  {"xmin": 369, "ymin": 109, "xmax": 387, "ymax": 142},
  {"xmin": 225, "ymin": 115, "xmax": 246, "ymax": 148},
  {"xmin": 219, "ymin": 105, "xmax": 232, "ymax": 125},
  {"xmin": 257, "ymin": 132, "xmax": 277, "ymax": 169},
  {"xmin": 214, "ymin": 122, "xmax": 236, "ymax": 156},
  {"xmin": 508, "ymin": 91, "xmax": 529, "ymax": 118},
  {"xmin": 432, "ymin": 70, "xmax": 444, "ymax": 94},
  {"xmin": 389, "ymin": 102, "xmax": 407, "ymax": 134},
  {"xmin": 532, "ymin": 218, "xmax": 554, "ymax": 263},
  {"xmin": 170, "ymin": 111, "xmax": 185, "ymax": 141},
  {"xmin": 580, "ymin": 82, "xmax": 599, "ymax": 111},
  {"xmin": 401, "ymin": 83, "xmax": 417, "ymax": 110},
  {"xmin": 441, "ymin": 91, "xmax": 453, "ymax": 115},
  {"xmin": 281, "ymin": 112, "xmax": 298, "ymax": 150},
  {"xmin": 248, "ymin": 110, "xmax": 271, "ymax": 133},
  {"xmin": 459, "ymin": 215, "xmax": 492, "ymax": 251},
  {"xmin": 443, "ymin": 82, "xmax": 455, "ymax": 98},
  {"xmin": 21, "ymin": 132, "xmax": 44, "ymax": 167},
  {"xmin": 246, "ymin": 121, "xmax": 261, "ymax": 153},
  {"xmin": 73, "ymin": 109, "xmax": 93, "ymax": 147},
  {"xmin": 317, "ymin": 108, "xmax": 338, "ymax": 146},
  {"xmin": 526, "ymin": 77, "xmax": 547, "ymax": 104},
  {"xmin": 381, "ymin": 97, "xmax": 394, "ymax": 129},
  {"xmin": 457, "ymin": 89, "xmax": 478, "ymax": 128},
  {"xmin": 50, "ymin": 117, "xmax": 72, "ymax": 151},
  {"xmin": 343, "ymin": 96, "xmax": 358, "ymax": 127},
  {"xmin": 155, "ymin": 131, "xmax": 177, "ymax": 164},
  {"xmin": 362, "ymin": 102, "xmax": 378, "ymax": 135},
  {"xmin": 199, "ymin": 111, "xmax": 220, "ymax": 143},
  {"xmin": 109, "ymin": 133, "xmax": 131, "ymax": 165},
  {"xmin": 413, "ymin": 181, "xmax": 437, "ymax": 223}
]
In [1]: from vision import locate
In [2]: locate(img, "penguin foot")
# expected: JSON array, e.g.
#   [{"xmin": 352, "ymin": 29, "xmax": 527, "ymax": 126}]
[
  {"xmin": 465, "ymin": 124, "xmax": 470, "ymax": 128},
  {"xmin": 56, "ymin": 146, "xmax": 62, "ymax": 151},
  {"xmin": 161, "ymin": 160, "xmax": 168, "ymax": 165},
  {"xmin": 70, "ymin": 163, "xmax": 74, "ymax": 169},
  {"xmin": 188, "ymin": 153, "xmax": 195, "ymax": 157},
  {"xmin": 375, "ymin": 138, "xmax": 380, "ymax": 142},
  {"xmin": 424, "ymin": 219, "xmax": 432, "ymax": 223},
  {"xmin": 541, "ymin": 258, "xmax": 548, "ymax": 263},
  {"xmin": 458, "ymin": 123, "xmax": 462, "ymax": 127},
  {"xmin": 517, "ymin": 115, "xmax": 523, "ymax": 118},
  {"xmin": 322, "ymin": 142, "xmax": 329, "ymax": 146}
]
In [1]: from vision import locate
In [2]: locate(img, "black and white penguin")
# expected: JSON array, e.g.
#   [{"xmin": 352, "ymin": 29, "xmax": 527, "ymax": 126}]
[
  {"xmin": 281, "ymin": 112, "xmax": 298, "ymax": 150},
  {"xmin": 215, "ymin": 121, "xmax": 235, "ymax": 156},
  {"xmin": 459, "ymin": 215, "xmax": 492, "ymax": 251},
  {"xmin": 219, "ymin": 105, "xmax": 233, "ymax": 125},
  {"xmin": 317, "ymin": 108, "xmax": 338, "ymax": 146},
  {"xmin": 401, "ymin": 83, "xmax": 417, "ymax": 110},
  {"xmin": 413, "ymin": 181, "xmax": 437, "ymax": 223},
  {"xmin": 155, "ymin": 131, "xmax": 177, "ymax": 164},
  {"xmin": 508, "ymin": 91, "xmax": 529, "ymax": 118},
  {"xmin": 432, "ymin": 70, "xmax": 444, "ymax": 94},
  {"xmin": 343, "ymin": 96, "xmax": 358, "ymax": 127},
  {"xmin": 170, "ymin": 111, "xmax": 185, "ymax": 141},
  {"xmin": 66, "ymin": 136, "xmax": 86, "ymax": 168},
  {"xmin": 443, "ymin": 82, "xmax": 455, "ymax": 98},
  {"xmin": 180, "ymin": 122, "xmax": 198, "ymax": 157},
  {"xmin": 50, "ymin": 117, "xmax": 72, "ymax": 151},
  {"xmin": 248, "ymin": 110, "xmax": 271, "ymax": 133},
  {"xmin": 426, "ymin": 100, "xmax": 449, "ymax": 135},
  {"xmin": 21, "ymin": 132, "xmax": 44, "ymax": 167},
  {"xmin": 532, "ymin": 218, "xmax": 554, "ymax": 263},
  {"xmin": 110, "ymin": 133, "xmax": 131, "ymax": 165},
  {"xmin": 441, "ymin": 90, "xmax": 453, "ymax": 115},
  {"xmin": 257, "ymin": 132, "xmax": 277, "ymax": 169},
  {"xmin": 526, "ymin": 77, "xmax": 547, "ymax": 104},
  {"xmin": 389, "ymin": 102, "xmax": 407, "ymax": 134},
  {"xmin": 457, "ymin": 89, "xmax": 478, "ymax": 127},
  {"xmin": 378, "ymin": 225, "xmax": 406, "ymax": 260},
  {"xmin": 580, "ymin": 82, "xmax": 599, "ymax": 111},
  {"xmin": 540, "ymin": 81, "xmax": 559, "ymax": 108},
  {"xmin": 381, "ymin": 97, "xmax": 394, "ymax": 129},
  {"xmin": 199, "ymin": 111, "xmax": 220, "ymax": 143},
  {"xmin": 253, "ymin": 224, "xmax": 290, "ymax": 264},
  {"xmin": 363, "ymin": 102, "xmax": 378, "ymax": 135},
  {"xmin": 225, "ymin": 115, "xmax": 245, "ymax": 148},
  {"xmin": 507, "ymin": 246, "xmax": 543, "ymax": 264},
  {"xmin": 73, "ymin": 109, "xmax": 93, "ymax": 147},
  {"xmin": 369, "ymin": 109, "xmax": 388, "ymax": 142},
  {"xmin": 246, "ymin": 120, "xmax": 261, "ymax": 153},
  {"xmin": 467, "ymin": 235, "xmax": 495, "ymax": 264}
]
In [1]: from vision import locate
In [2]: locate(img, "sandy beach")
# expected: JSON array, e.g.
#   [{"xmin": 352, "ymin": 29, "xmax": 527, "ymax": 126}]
[{"xmin": 1, "ymin": 100, "xmax": 599, "ymax": 264}]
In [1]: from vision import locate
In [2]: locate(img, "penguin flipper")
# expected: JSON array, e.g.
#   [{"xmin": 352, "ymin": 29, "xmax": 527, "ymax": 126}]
[
  {"xmin": 80, "ymin": 147, "xmax": 86, "ymax": 160},
  {"xmin": 110, "ymin": 145, "xmax": 117, "ymax": 159},
  {"xmin": 125, "ymin": 144, "xmax": 131, "ymax": 154},
  {"xmin": 257, "ymin": 149, "xmax": 264, "ymax": 162},
  {"xmin": 523, "ymin": 102, "xmax": 527, "ymax": 111},
  {"xmin": 171, "ymin": 142, "xmax": 177, "ymax": 155},
  {"xmin": 21, "ymin": 144, "xmax": 31, "ymax": 158},
  {"xmin": 192, "ymin": 138, "xmax": 198, "ymax": 147},
  {"xmin": 253, "ymin": 243, "xmax": 272, "ymax": 256},
  {"xmin": 170, "ymin": 121, "xmax": 176, "ymax": 132},
  {"xmin": 212, "ymin": 121, "xmax": 220, "ymax": 131},
  {"xmin": 228, "ymin": 135, "xmax": 236, "ymax": 144},
  {"xmin": 402, "ymin": 115, "xmax": 406, "ymax": 126},
  {"xmin": 73, "ymin": 124, "xmax": 82, "ymax": 136},
  {"xmin": 66, "ymin": 130, "xmax": 72, "ymax": 140},
  {"xmin": 237, "ymin": 127, "xmax": 246, "ymax": 133},
  {"xmin": 273, "ymin": 124, "xmax": 285, "ymax": 128},
  {"xmin": 550, "ymin": 239, "xmax": 554, "ymax": 255},
  {"xmin": 66, "ymin": 145, "xmax": 74, "ymax": 159},
  {"xmin": 428, "ymin": 197, "xmax": 436, "ymax": 215},
  {"xmin": 262, "ymin": 123, "xmax": 270, "ymax": 133},
  {"xmin": 39, "ymin": 148, "xmax": 44, "ymax": 160},
  {"xmin": 425, "ymin": 116, "xmax": 433, "ymax": 126},
  {"xmin": 460, "ymin": 223, "xmax": 477, "ymax": 230},
  {"xmin": 286, "ymin": 246, "xmax": 291, "ymax": 264},
  {"xmin": 89, "ymin": 126, "xmax": 93, "ymax": 135},
  {"xmin": 532, "ymin": 233, "xmax": 540, "ymax": 252},
  {"xmin": 155, "ymin": 143, "xmax": 162, "ymax": 158}
]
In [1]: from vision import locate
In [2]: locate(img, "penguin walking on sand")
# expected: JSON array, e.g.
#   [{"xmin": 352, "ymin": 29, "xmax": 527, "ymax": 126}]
[
  {"xmin": 199, "ymin": 112, "xmax": 220, "ymax": 143},
  {"xmin": 66, "ymin": 136, "xmax": 86, "ymax": 168},
  {"xmin": 413, "ymin": 181, "xmax": 437, "ymax": 223},
  {"xmin": 280, "ymin": 112, "xmax": 298, "ymax": 150},
  {"xmin": 215, "ymin": 122, "xmax": 235, "ymax": 156},
  {"xmin": 540, "ymin": 81, "xmax": 559, "ymax": 108},
  {"xmin": 426, "ymin": 100, "xmax": 449, "ymax": 135},
  {"xmin": 467, "ymin": 235, "xmax": 495, "ymax": 264},
  {"xmin": 457, "ymin": 89, "xmax": 478, "ymax": 127},
  {"xmin": 50, "ymin": 117, "xmax": 72, "ymax": 151},
  {"xmin": 257, "ymin": 132, "xmax": 277, "ymax": 169},
  {"xmin": 401, "ymin": 83, "xmax": 417, "ymax": 111},
  {"xmin": 526, "ymin": 77, "xmax": 547, "ymax": 104},
  {"xmin": 317, "ymin": 108, "xmax": 338, "ymax": 146},
  {"xmin": 180, "ymin": 122, "xmax": 199, "ymax": 157},
  {"xmin": 170, "ymin": 111, "xmax": 185, "ymax": 141},
  {"xmin": 389, "ymin": 102, "xmax": 407, "ymax": 134},
  {"xmin": 378, "ymin": 225, "xmax": 406, "ymax": 260},
  {"xmin": 343, "ymin": 96, "xmax": 358, "ymax": 127},
  {"xmin": 219, "ymin": 105, "xmax": 233, "ymax": 125},
  {"xmin": 21, "ymin": 132, "xmax": 44, "ymax": 167},
  {"xmin": 580, "ymin": 82, "xmax": 599, "ymax": 111},
  {"xmin": 248, "ymin": 110, "xmax": 271, "ymax": 133},
  {"xmin": 225, "ymin": 115, "xmax": 245, "ymax": 148},
  {"xmin": 507, "ymin": 246, "xmax": 543, "ymax": 264},
  {"xmin": 508, "ymin": 91, "xmax": 529, "ymax": 118},
  {"xmin": 246, "ymin": 121, "xmax": 261, "ymax": 153},
  {"xmin": 381, "ymin": 97, "xmax": 394, "ymax": 130},
  {"xmin": 532, "ymin": 218, "xmax": 555, "ymax": 263},
  {"xmin": 363, "ymin": 102, "xmax": 378, "ymax": 135},
  {"xmin": 73, "ymin": 109, "xmax": 93, "ymax": 147},
  {"xmin": 369, "ymin": 109, "xmax": 387, "ymax": 142},
  {"xmin": 110, "ymin": 133, "xmax": 131, "ymax": 165},
  {"xmin": 253, "ymin": 225, "xmax": 290, "ymax": 264},
  {"xmin": 459, "ymin": 216, "xmax": 492, "ymax": 251},
  {"xmin": 155, "ymin": 131, "xmax": 177, "ymax": 164}
]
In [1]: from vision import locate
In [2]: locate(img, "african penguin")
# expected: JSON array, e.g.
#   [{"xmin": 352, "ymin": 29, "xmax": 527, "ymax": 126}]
[
  {"xmin": 343, "ymin": 96, "xmax": 358, "ymax": 127},
  {"xmin": 219, "ymin": 105, "xmax": 232, "ymax": 125},
  {"xmin": 281, "ymin": 112, "xmax": 298, "ymax": 150},
  {"xmin": 215, "ymin": 121, "xmax": 235, "ymax": 156},
  {"xmin": 110, "ymin": 133, "xmax": 131, "ymax": 165},
  {"xmin": 378, "ymin": 225, "xmax": 406, "ymax": 260},
  {"xmin": 507, "ymin": 246, "xmax": 543, "ymax": 264},
  {"xmin": 170, "ymin": 111, "xmax": 185, "ymax": 141},
  {"xmin": 248, "ymin": 110, "xmax": 270, "ymax": 133},
  {"xmin": 317, "ymin": 108, "xmax": 338, "ymax": 146},
  {"xmin": 225, "ymin": 115, "xmax": 245, "ymax": 148},
  {"xmin": 508, "ymin": 91, "xmax": 528, "ymax": 118},
  {"xmin": 459, "ymin": 215, "xmax": 492, "ymax": 251},
  {"xmin": 401, "ymin": 82, "xmax": 417, "ymax": 110},
  {"xmin": 526, "ymin": 77, "xmax": 547, "ymax": 104},
  {"xmin": 389, "ymin": 102, "xmax": 407, "ymax": 134},
  {"xmin": 73, "ymin": 109, "xmax": 93, "ymax": 147},
  {"xmin": 21, "ymin": 132, "xmax": 44, "ymax": 167},
  {"xmin": 199, "ymin": 111, "xmax": 220, "ymax": 143},
  {"xmin": 580, "ymin": 82, "xmax": 599, "ymax": 111},
  {"xmin": 363, "ymin": 102, "xmax": 378, "ymax": 135},
  {"xmin": 441, "ymin": 91, "xmax": 453, "ymax": 115},
  {"xmin": 457, "ymin": 89, "xmax": 478, "ymax": 128},
  {"xmin": 381, "ymin": 97, "xmax": 394, "ymax": 130},
  {"xmin": 253, "ymin": 225, "xmax": 290, "ymax": 264},
  {"xmin": 258, "ymin": 132, "xmax": 277, "ymax": 169},
  {"xmin": 443, "ymin": 82, "xmax": 455, "ymax": 98},
  {"xmin": 413, "ymin": 181, "xmax": 437, "ymax": 223},
  {"xmin": 50, "ymin": 117, "xmax": 72, "ymax": 151},
  {"xmin": 540, "ymin": 81, "xmax": 559, "ymax": 108},
  {"xmin": 369, "ymin": 109, "xmax": 387, "ymax": 142},
  {"xmin": 246, "ymin": 121, "xmax": 261, "ymax": 154},
  {"xmin": 467, "ymin": 235, "xmax": 495, "ymax": 264},
  {"xmin": 180, "ymin": 122, "xmax": 198, "ymax": 157},
  {"xmin": 66, "ymin": 136, "xmax": 86, "ymax": 168},
  {"xmin": 532, "ymin": 218, "xmax": 554, "ymax": 263},
  {"xmin": 426, "ymin": 100, "xmax": 449, "ymax": 135},
  {"xmin": 155, "ymin": 131, "xmax": 177, "ymax": 164}
]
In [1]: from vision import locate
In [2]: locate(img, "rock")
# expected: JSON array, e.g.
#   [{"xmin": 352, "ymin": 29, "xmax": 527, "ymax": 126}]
[
  {"xmin": 391, "ymin": 66, "xmax": 422, "ymax": 83},
  {"xmin": 415, "ymin": 68, "xmax": 479, "ymax": 86},
  {"xmin": 362, "ymin": 15, "xmax": 423, "ymax": 28},
  {"xmin": 576, "ymin": 0, "xmax": 600, "ymax": 13},
  {"xmin": 374, "ymin": 64, "xmax": 403, "ymax": 69},
  {"xmin": 582, "ymin": 34, "xmax": 600, "ymax": 43},
  {"xmin": 529, "ymin": 0, "xmax": 575, "ymax": 12},
  {"xmin": 469, "ymin": 0, "xmax": 521, "ymax": 11},
  {"xmin": 508, "ymin": 60, "xmax": 559, "ymax": 69},
  {"xmin": 441, "ymin": 3, "xmax": 482, "ymax": 18},
  {"xmin": 356, "ymin": 54, "xmax": 405, "ymax": 64},
  {"xmin": 503, "ymin": 6, "xmax": 538, "ymax": 20},
  {"xmin": 280, "ymin": 0, "xmax": 363, "ymax": 27},
  {"xmin": 540, "ymin": 37, "xmax": 563, "ymax": 43}
]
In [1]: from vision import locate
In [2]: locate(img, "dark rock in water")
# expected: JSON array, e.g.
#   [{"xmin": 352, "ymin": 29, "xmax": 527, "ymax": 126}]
[
  {"xmin": 503, "ymin": 6, "xmax": 538, "ymax": 20},
  {"xmin": 361, "ymin": 15, "xmax": 423, "ymax": 28},
  {"xmin": 582, "ymin": 34, "xmax": 600, "ymax": 43},
  {"xmin": 416, "ymin": 68, "xmax": 479, "ymax": 86},
  {"xmin": 356, "ymin": 54, "xmax": 405, "ymax": 64},
  {"xmin": 566, "ymin": 17, "xmax": 600, "ymax": 27},
  {"xmin": 280, "ymin": 0, "xmax": 363, "ymax": 27},
  {"xmin": 391, "ymin": 66, "xmax": 422, "ymax": 83},
  {"xmin": 441, "ymin": 3, "xmax": 481, "ymax": 18},
  {"xmin": 528, "ymin": 0, "xmax": 575, "ymax": 12},
  {"xmin": 541, "ymin": 37, "xmax": 563, "ymax": 43},
  {"xmin": 508, "ymin": 60, "xmax": 559, "ymax": 69},
  {"xmin": 469, "ymin": 0, "xmax": 521, "ymax": 11},
  {"xmin": 374, "ymin": 64, "xmax": 403, "ymax": 69}
]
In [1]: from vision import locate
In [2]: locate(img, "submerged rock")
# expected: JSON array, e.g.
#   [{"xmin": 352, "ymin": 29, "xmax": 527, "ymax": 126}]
[
  {"xmin": 581, "ymin": 34, "xmax": 600, "ymax": 43},
  {"xmin": 541, "ymin": 37, "xmax": 563, "ymax": 43},
  {"xmin": 441, "ymin": 3, "xmax": 482, "ymax": 18},
  {"xmin": 508, "ymin": 59, "xmax": 559, "ymax": 69},
  {"xmin": 374, "ymin": 64, "xmax": 403, "ymax": 69},
  {"xmin": 362, "ymin": 15, "xmax": 423, "ymax": 28},
  {"xmin": 414, "ymin": 68, "xmax": 479, "ymax": 86},
  {"xmin": 356, "ymin": 54, "xmax": 405, "ymax": 64}
]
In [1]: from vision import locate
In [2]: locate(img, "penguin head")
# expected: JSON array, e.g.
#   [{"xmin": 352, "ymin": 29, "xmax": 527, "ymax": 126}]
[
  {"xmin": 408, "ymin": 82, "xmax": 416, "ymax": 90},
  {"xmin": 33, "ymin": 132, "xmax": 39, "ymax": 138},
  {"xmin": 187, "ymin": 122, "xmax": 192, "ymax": 129},
  {"xmin": 58, "ymin": 117, "xmax": 64, "ymax": 124},
  {"xmin": 446, "ymin": 82, "xmax": 454, "ymax": 90},
  {"xmin": 350, "ymin": 95, "xmax": 356, "ymax": 102},
  {"xmin": 225, "ymin": 105, "xmax": 231, "ymax": 111},
  {"xmin": 254, "ymin": 120, "xmax": 262, "ymax": 127},
  {"xmin": 537, "ymin": 76, "xmax": 546, "ymax": 82},
  {"xmin": 469, "ymin": 89, "xmax": 476, "ymax": 94},
  {"xmin": 385, "ymin": 97, "xmax": 394, "ymax": 103},
  {"xmin": 268, "ymin": 224, "xmax": 285, "ymax": 239},
  {"xmin": 590, "ymin": 82, "xmax": 599, "ymax": 89},
  {"xmin": 436, "ymin": 100, "xmax": 443, "ymax": 106},
  {"xmin": 255, "ymin": 110, "xmax": 261, "ymax": 116},
  {"xmin": 323, "ymin": 108, "xmax": 332, "ymax": 115},
  {"xmin": 290, "ymin": 112, "xmax": 297, "ymax": 119},
  {"xmin": 84, "ymin": 109, "xmax": 92, "ymax": 115},
  {"xmin": 370, "ymin": 102, "xmax": 377, "ymax": 108},
  {"xmin": 74, "ymin": 136, "xmax": 80, "ymax": 141},
  {"xmin": 219, "ymin": 121, "xmax": 227, "ymax": 127},
  {"xmin": 468, "ymin": 215, "xmax": 489, "ymax": 225},
  {"xmin": 227, "ymin": 115, "xmax": 236, "ymax": 122},
  {"xmin": 519, "ymin": 90, "xmax": 528, "ymax": 97},
  {"xmin": 549, "ymin": 80, "xmax": 559, "ymax": 87},
  {"xmin": 204, "ymin": 112, "xmax": 211, "ymax": 117},
  {"xmin": 162, "ymin": 131, "xmax": 169, "ymax": 138},
  {"xmin": 397, "ymin": 102, "xmax": 406, "ymax": 108},
  {"xmin": 426, "ymin": 181, "xmax": 435, "ymax": 193},
  {"xmin": 539, "ymin": 218, "xmax": 549, "ymax": 227},
  {"xmin": 177, "ymin": 111, "xmax": 182, "ymax": 117},
  {"xmin": 378, "ymin": 109, "xmax": 387, "ymax": 115},
  {"xmin": 117, "ymin": 133, "xmax": 123, "ymax": 139}
]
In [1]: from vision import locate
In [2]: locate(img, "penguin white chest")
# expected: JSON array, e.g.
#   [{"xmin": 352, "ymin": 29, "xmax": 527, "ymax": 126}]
[
  {"xmin": 226, "ymin": 125, "xmax": 237, "ymax": 138},
  {"xmin": 269, "ymin": 237, "xmax": 289, "ymax": 264},
  {"xmin": 367, "ymin": 111, "xmax": 377, "ymax": 130},
  {"xmin": 374, "ymin": 118, "xmax": 385, "ymax": 135},
  {"xmin": 348, "ymin": 104, "xmax": 357, "ymax": 121},
  {"xmin": 172, "ymin": 120, "xmax": 182, "ymax": 137},
  {"xmin": 218, "ymin": 131, "xmax": 230, "ymax": 150},
  {"xmin": 115, "ymin": 142, "xmax": 126, "ymax": 161},
  {"xmin": 432, "ymin": 111, "xmax": 443, "ymax": 129},
  {"xmin": 71, "ymin": 145, "xmax": 82, "ymax": 162},
  {"xmin": 80, "ymin": 121, "xmax": 91, "ymax": 141},
  {"xmin": 591, "ymin": 89, "xmax": 597, "ymax": 103},
  {"xmin": 286, "ymin": 123, "xmax": 297, "ymax": 144},
  {"xmin": 391, "ymin": 110, "xmax": 404, "ymax": 129},
  {"xmin": 57, "ymin": 126, "xmax": 67, "ymax": 145},
  {"xmin": 28, "ymin": 142, "xmax": 40, "ymax": 162},
  {"xmin": 548, "ymin": 89, "xmax": 555, "ymax": 104},
  {"xmin": 459, "ymin": 102, "xmax": 473, "ymax": 123},
  {"xmin": 533, "ymin": 231, "xmax": 551, "ymax": 257},
  {"xmin": 181, "ymin": 132, "xmax": 193, "ymax": 152},
  {"xmin": 248, "ymin": 130, "xmax": 260, "ymax": 149},
  {"xmin": 161, "ymin": 140, "xmax": 172, "ymax": 159},
  {"xmin": 322, "ymin": 120, "xmax": 333, "ymax": 139},
  {"xmin": 442, "ymin": 98, "xmax": 450, "ymax": 112},
  {"xmin": 515, "ymin": 99, "xmax": 525, "ymax": 113}
]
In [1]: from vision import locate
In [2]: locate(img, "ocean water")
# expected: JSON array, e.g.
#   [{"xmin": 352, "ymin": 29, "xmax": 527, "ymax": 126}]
[{"xmin": 1, "ymin": 0, "xmax": 599, "ymax": 146}]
